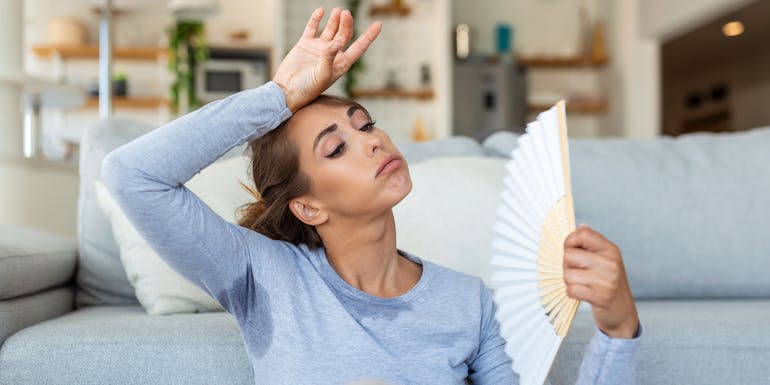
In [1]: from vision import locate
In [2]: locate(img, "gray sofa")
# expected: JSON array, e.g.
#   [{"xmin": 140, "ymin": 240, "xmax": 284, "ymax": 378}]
[{"xmin": 1, "ymin": 117, "xmax": 769, "ymax": 384}]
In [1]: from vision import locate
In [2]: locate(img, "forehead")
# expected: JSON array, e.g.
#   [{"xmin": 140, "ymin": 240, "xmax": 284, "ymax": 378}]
[
  {"xmin": 287, "ymin": 103, "xmax": 369, "ymax": 147},
  {"xmin": 288, "ymin": 103, "xmax": 368, "ymax": 134}
]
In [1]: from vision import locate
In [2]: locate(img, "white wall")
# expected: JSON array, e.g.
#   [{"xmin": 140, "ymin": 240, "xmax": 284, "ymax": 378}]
[
  {"xmin": 0, "ymin": 0, "xmax": 23, "ymax": 159},
  {"xmin": 0, "ymin": 160, "xmax": 79, "ymax": 239},
  {"xmin": 206, "ymin": 0, "xmax": 275, "ymax": 47},
  {"xmin": 279, "ymin": 0, "xmax": 452, "ymax": 142},
  {"xmin": 612, "ymin": 0, "xmax": 661, "ymax": 138}
]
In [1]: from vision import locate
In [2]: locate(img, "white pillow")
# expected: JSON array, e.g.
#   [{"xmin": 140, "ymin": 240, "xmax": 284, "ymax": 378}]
[
  {"xmin": 94, "ymin": 155, "xmax": 254, "ymax": 315},
  {"xmin": 393, "ymin": 157, "xmax": 507, "ymax": 284}
]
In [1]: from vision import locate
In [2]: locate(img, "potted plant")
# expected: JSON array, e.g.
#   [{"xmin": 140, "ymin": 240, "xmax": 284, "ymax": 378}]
[
  {"xmin": 113, "ymin": 72, "xmax": 128, "ymax": 96},
  {"xmin": 167, "ymin": 20, "xmax": 208, "ymax": 114},
  {"xmin": 344, "ymin": 0, "xmax": 365, "ymax": 97}
]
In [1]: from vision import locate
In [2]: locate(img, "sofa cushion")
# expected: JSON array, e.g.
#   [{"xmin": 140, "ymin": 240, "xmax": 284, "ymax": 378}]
[
  {"xmin": 393, "ymin": 157, "xmax": 506, "ymax": 284},
  {"xmin": 2, "ymin": 301, "xmax": 767, "ymax": 384},
  {"xmin": 0, "ymin": 224, "xmax": 77, "ymax": 300},
  {"xmin": 395, "ymin": 135, "xmax": 484, "ymax": 164},
  {"xmin": 77, "ymin": 118, "xmax": 249, "ymax": 308},
  {"xmin": 0, "ymin": 287, "xmax": 73, "ymax": 347},
  {"xmin": 92, "ymin": 152, "xmax": 257, "ymax": 315},
  {"xmin": 552, "ymin": 299, "xmax": 770, "ymax": 385},
  {"xmin": 0, "ymin": 306, "xmax": 253, "ymax": 385},
  {"xmin": 94, "ymin": 181, "xmax": 224, "ymax": 315},
  {"xmin": 482, "ymin": 127, "xmax": 770, "ymax": 299}
]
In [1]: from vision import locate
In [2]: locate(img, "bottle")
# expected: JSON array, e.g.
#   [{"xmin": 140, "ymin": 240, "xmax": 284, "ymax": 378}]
[
  {"xmin": 455, "ymin": 24, "xmax": 470, "ymax": 60},
  {"xmin": 591, "ymin": 21, "xmax": 607, "ymax": 64},
  {"xmin": 412, "ymin": 117, "xmax": 429, "ymax": 142}
]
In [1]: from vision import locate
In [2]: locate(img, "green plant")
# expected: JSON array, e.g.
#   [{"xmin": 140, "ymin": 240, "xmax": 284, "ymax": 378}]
[
  {"xmin": 344, "ymin": 0, "xmax": 365, "ymax": 97},
  {"xmin": 167, "ymin": 20, "xmax": 208, "ymax": 114},
  {"xmin": 113, "ymin": 72, "xmax": 128, "ymax": 82}
]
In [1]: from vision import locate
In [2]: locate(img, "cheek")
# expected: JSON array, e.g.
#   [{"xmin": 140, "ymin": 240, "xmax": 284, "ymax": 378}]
[{"xmin": 311, "ymin": 160, "xmax": 372, "ymax": 200}]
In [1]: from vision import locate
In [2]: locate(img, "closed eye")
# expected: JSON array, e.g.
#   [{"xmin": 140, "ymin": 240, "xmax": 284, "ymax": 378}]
[
  {"xmin": 326, "ymin": 142, "xmax": 345, "ymax": 158},
  {"xmin": 326, "ymin": 120, "xmax": 376, "ymax": 159},
  {"xmin": 359, "ymin": 120, "xmax": 377, "ymax": 132}
]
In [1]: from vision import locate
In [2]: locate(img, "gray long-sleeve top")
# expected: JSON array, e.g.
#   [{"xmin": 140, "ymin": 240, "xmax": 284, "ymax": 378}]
[{"xmin": 101, "ymin": 81, "xmax": 641, "ymax": 384}]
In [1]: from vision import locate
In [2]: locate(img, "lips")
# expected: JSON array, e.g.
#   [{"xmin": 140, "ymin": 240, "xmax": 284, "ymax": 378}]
[{"xmin": 375, "ymin": 154, "xmax": 402, "ymax": 178}]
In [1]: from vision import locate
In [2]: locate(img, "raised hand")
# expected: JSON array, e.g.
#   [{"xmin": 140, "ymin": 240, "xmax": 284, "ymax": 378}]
[
  {"xmin": 273, "ymin": 7, "xmax": 382, "ymax": 112},
  {"xmin": 563, "ymin": 224, "xmax": 640, "ymax": 339}
]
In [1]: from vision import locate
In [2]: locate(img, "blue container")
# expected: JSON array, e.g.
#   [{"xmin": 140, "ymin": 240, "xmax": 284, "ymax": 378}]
[{"xmin": 496, "ymin": 24, "xmax": 512, "ymax": 54}]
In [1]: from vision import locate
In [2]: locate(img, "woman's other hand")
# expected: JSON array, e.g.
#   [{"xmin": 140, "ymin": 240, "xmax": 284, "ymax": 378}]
[
  {"xmin": 273, "ymin": 7, "xmax": 382, "ymax": 112},
  {"xmin": 563, "ymin": 224, "xmax": 640, "ymax": 339}
]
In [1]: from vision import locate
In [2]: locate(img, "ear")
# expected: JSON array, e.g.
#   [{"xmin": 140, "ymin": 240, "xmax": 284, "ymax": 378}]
[{"xmin": 288, "ymin": 197, "xmax": 329, "ymax": 226}]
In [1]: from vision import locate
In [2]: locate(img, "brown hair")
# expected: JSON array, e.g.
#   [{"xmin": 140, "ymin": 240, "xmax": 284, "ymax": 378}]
[{"xmin": 236, "ymin": 94, "xmax": 367, "ymax": 250}]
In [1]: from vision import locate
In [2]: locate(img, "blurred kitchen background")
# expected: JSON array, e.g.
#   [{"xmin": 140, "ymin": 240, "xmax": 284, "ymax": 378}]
[{"xmin": 1, "ymin": 0, "xmax": 768, "ymax": 238}]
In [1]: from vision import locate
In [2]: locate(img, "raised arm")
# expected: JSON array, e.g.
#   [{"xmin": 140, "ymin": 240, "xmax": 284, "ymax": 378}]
[{"xmin": 100, "ymin": 7, "xmax": 381, "ymax": 316}]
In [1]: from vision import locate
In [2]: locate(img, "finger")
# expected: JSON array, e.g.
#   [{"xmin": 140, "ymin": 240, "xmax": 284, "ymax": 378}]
[
  {"xmin": 563, "ymin": 247, "xmax": 598, "ymax": 269},
  {"xmin": 342, "ymin": 21, "xmax": 382, "ymax": 64},
  {"xmin": 565, "ymin": 283, "xmax": 594, "ymax": 302},
  {"xmin": 563, "ymin": 268, "xmax": 595, "ymax": 287},
  {"xmin": 564, "ymin": 224, "xmax": 615, "ymax": 254},
  {"xmin": 301, "ymin": 7, "xmax": 325, "ymax": 38},
  {"xmin": 319, "ymin": 40, "xmax": 344, "ymax": 74},
  {"xmin": 333, "ymin": 9, "xmax": 354, "ymax": 46},
  {"xmin": 319, "ymin": 8, "xmax": 341, "ymax": 40}
]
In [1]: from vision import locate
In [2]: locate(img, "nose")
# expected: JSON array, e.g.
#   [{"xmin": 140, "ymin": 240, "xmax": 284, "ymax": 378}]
[{"xmin": 362, "ymin": 130, "xmax": 382, "ymax": 157}]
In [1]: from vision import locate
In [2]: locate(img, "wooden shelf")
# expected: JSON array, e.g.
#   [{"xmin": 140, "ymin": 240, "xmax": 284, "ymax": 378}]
[
  {"xmin": 82, "ymin": 96, "xmax": 169, "ymax": 109},
  {"xmin": 369, "ymin": 2, "xmax": 412, "ymax": 17},
  {"xmin": 350, "ymin": 88, "xmax": 434, "ymax": 100},
  {"xmin": 528, "ymin": 100, "xmax": 608, "ymax": 114},
  {"xmin": 517, "ymin": 55, "xmax": 607, "ymax": 68},
  {"xmin": 32, "ymin": 45, "xmax": 165, "ymax": 60}
]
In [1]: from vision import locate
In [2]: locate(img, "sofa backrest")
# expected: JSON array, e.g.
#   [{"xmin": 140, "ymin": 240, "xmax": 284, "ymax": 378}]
[
  {"xmin": 484, "ymin": 127, "xmax": 770, "ymax": 299},
  {"xmin": 569, "ymin": 128, "xmax": 770, "ymax": 299},
  {"xmin": 77, "ymin": 118, "xmax": 152, "ymax": 307},
  {"xmin": 79, "ymin": 117, "xmax": 770, "ymax": 305}
]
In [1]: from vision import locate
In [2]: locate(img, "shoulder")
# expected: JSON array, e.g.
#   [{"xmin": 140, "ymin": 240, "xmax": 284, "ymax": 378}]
[
  {"xmin": 406, "ymin": 251, "xmax": 491, "ymax": 311},
  {"xmin": 240, "ymin": 228, "xmax": 321, "ymax": 278},
  {"xmin": 427, "ymin": 260, "xmax": 487, "ymax": 293}
]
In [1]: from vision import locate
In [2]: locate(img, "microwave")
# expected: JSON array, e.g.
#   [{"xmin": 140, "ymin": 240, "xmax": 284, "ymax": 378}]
[{"xmin": 196, "ymin": 48, "xmax": 270, "ymax": 101}]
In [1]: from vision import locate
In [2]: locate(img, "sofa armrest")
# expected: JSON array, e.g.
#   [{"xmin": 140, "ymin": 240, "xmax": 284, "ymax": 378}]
[
  {"xmin": 0, "ymin": 224, "xmax": 77, "ymax": 300},
  {"xmin": 0, "ymin": 286, "xmax": 74, "ymax": 347}
]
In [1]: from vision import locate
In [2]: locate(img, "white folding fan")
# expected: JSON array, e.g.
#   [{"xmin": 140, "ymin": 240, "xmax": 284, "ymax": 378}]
[{"xmin": 490, "ymin": 100, "xmax": 579, "ymax": 385}]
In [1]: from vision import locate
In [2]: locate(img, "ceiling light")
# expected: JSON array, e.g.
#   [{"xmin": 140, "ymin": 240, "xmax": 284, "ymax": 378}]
[{"xmin": 722, "ymin": 21, "xmax": 744, "ymax": 37}]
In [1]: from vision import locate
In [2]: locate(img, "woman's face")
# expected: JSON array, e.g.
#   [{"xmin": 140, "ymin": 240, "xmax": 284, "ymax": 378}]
[{"xmin": 287, "ymin": 102, "xmax": 412, "ymax": 222}]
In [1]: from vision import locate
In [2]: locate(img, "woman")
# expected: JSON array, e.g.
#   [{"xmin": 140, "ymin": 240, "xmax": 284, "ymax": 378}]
[{"xmin": 102, "ymin": 8, "xmax": 640, "ymax": 385}]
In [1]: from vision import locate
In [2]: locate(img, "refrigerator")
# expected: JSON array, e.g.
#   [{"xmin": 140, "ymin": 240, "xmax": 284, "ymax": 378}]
[{"xmin": 452, "ymin": 61, "xmax": 528, "ymax": 140}]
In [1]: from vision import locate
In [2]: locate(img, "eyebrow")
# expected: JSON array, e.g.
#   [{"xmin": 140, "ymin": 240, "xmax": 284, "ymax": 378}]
[
  {"xmin": 347, "ymin": 105, "xmax": 361, "ymax": 117},
  {"xmin": 313, "ymin": 123, "xmax": 338, "ymax": 151}
]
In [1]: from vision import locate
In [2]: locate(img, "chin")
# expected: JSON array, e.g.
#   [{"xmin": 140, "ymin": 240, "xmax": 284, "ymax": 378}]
[{"xmin": 388, "ymin": 169, "xmax": 413, "ymax": 207}]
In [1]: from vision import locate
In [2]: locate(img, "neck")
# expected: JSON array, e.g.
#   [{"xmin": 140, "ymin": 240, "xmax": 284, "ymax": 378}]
[{"xmin": 317, "ymin": 209, "xmax": 421, "ymax": 298}]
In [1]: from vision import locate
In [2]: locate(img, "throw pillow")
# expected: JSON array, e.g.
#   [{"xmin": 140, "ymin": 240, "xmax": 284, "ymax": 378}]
[
  {"xmin": 393, "ymin": 156, "xmax": 507, "ymax": 284},
  {"xmin": 94, "ymin": 155, "xmax": 254, "ymax": 315}
]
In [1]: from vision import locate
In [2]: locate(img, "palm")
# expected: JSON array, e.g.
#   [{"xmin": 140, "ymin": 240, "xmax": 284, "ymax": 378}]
[{"xmin": 273, "ymin": 8, "xmax": 381, "ymax": 111}]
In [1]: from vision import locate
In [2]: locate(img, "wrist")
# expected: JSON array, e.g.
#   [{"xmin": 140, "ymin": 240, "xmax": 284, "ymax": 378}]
[
  {"xmin": 600, "ymin": 317, "xmax": 640, "ymax": 339},
  {"xmin": 272, "ymin": 79, "xmax": 300, "ymax": 112}
]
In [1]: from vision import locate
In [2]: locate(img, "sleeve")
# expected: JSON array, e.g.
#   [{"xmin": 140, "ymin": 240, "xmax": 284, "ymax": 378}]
[
  {"xmin": 467, "ymin": 284, "xmax": 520, "ymax": 385},
  {"xmin": 100, "ymin": 81, "xmax": 294, "ymax": 318},
  {"xmin": 468, "ymin": 280, "xmax": 642, "ymax": 385},
  {"xmin": 574, "ymin": 323, "xmax": 642, "ymax": 385}
]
